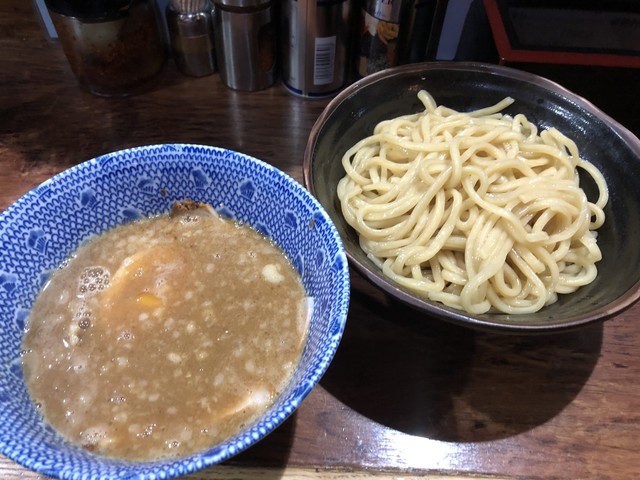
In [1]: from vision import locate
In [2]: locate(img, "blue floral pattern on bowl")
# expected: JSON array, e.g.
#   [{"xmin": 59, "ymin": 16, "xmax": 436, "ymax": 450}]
[{"xmin": 0, "ymin": 144, "xmax": 350, "ymax": 479}]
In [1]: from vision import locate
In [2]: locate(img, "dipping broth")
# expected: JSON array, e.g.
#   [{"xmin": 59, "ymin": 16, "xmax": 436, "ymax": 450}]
[{"xmin": 21, "ymin": 202, "xmax": 309, "ymax": 461}]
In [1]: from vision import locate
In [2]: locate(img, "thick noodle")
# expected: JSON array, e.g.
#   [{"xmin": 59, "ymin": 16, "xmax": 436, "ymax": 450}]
[{"xmin": 337, "ymin": 90, "xmax": 608, "ymax": 315}]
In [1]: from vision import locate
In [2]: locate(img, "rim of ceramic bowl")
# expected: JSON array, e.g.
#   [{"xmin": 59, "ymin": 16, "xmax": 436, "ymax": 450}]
[
  {"xmin": 0, "ymin": 144, "xmax": 350, "ymax": 479},
  {"xmin": 303, "ymin": 61, "xmax": 640, "ymax": 333}
]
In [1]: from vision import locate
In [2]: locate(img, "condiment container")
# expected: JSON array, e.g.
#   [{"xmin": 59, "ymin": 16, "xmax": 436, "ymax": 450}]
[
  {"xmin": 357, "ymin": 0, "xmax": 403, "ymax": 77},
  {"xmin": 397, "ymin": 0, "xmax": 438, "ymax": 64},
  {"xmin": 45, "ymin": 0, "xmax": 167, "ymax": 97},
  {"xmin": 212, "ymin": 0, "xmax": 277, "ymax": 91},
  {"xmin": 166, "ymin": 0, "xmax": 217, "ymax": 77},
  {"xmin": 281, "ymin": 0, "xmax": 353, "ymax": 98}
]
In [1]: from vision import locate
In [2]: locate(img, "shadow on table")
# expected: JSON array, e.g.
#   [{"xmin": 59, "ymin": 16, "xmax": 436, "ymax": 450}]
[{"xmin": 320, "ymin": 280, "xmax": 603, "ymax": 442}]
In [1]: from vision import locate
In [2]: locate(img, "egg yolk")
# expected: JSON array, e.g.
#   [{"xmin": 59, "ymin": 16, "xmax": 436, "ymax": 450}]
[{"xmin": 98, "ymin": 244, "xmax": 187, "ymax": 327}]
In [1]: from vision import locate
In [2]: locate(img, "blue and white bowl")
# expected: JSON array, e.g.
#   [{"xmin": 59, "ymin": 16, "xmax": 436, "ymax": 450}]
[{"xmin": 0, "ymin": 144, "xmax": 350, "ymax": 479}]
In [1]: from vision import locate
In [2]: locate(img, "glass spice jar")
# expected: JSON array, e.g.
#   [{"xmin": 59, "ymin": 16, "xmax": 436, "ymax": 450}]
[{"xmin": 357, "ymin": 0, "xmax": 403, "ymax": 77}]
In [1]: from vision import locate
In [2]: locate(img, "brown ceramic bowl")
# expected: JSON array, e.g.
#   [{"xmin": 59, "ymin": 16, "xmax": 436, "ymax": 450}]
[{"xmin": 303, "ymin": 62, "xmax": 640, "ymax": 333}]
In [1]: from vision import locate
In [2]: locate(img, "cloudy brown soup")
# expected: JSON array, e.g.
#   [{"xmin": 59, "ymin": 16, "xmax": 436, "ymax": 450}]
[{"xmin": 21, "ymin": 202, "xmax": 309, "ymax": 461}]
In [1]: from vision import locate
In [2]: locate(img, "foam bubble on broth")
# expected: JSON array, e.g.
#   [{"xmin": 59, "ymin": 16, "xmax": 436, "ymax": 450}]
[{"xmin": 21, "ymin": 202, "xmax": 309, "ymax": 461}]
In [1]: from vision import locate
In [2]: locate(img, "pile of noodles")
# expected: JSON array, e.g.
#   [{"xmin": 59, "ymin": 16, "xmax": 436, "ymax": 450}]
[{"xmin": 337, "ymin": 90, "xmax": 608, "ymax": 315}]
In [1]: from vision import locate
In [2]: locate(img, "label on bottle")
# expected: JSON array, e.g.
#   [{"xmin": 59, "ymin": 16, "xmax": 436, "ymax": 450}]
[{"xmin": 313, "ymin": 36, "xmax": 337, "ymax": 85}]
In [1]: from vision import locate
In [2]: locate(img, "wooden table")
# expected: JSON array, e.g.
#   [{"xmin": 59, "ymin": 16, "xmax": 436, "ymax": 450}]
[{"xmin": 2, "ymin": 2, "xmax": 640, "ymax": 479}]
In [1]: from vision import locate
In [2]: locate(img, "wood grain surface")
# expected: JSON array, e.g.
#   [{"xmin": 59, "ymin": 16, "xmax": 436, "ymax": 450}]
[{"xmin": 2, "ymin": 2, "xmax": 640, "ymax": 479}]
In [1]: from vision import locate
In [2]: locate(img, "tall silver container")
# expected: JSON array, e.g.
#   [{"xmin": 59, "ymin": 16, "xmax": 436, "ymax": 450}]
[
  {"xmin": 213, "ymin": 0, "xmax": 277, "ymax": 91},
  {"xmin": 281, "ymin": 0, "xmax": 352, "ymax": 98}
]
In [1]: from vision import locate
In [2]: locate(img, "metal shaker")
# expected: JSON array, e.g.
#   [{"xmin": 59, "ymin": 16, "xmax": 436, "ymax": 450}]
[
  {"xmin": 166, "ymin": 0, "xmax": 217, "ymax": 77},
  {"xmin": 281, "ymin": 0, "xmax": 352, "ymax": 98},
  {"xmin": 213, "ymin": 0, "xmax": 277, "ymax": 91}
]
